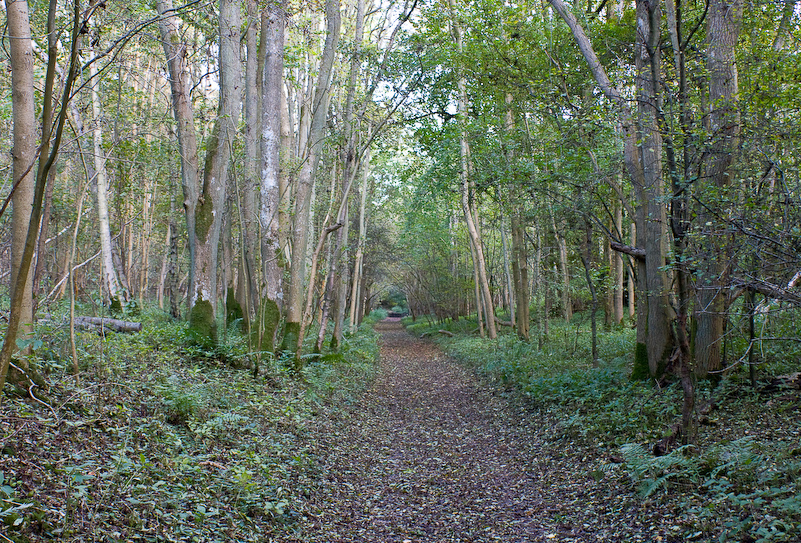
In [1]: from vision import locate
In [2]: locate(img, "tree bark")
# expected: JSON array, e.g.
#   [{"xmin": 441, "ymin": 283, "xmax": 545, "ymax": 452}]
[
  {"xmin": 449, "ymin": 0, "xmax": 496, "ymax": 339},
  {"xmin": 331, "ymin": 0, "xmax": 366, "ymax": 351},
  {"xmin": 89, "ymin": 48, "xmax": 127, "ymax": 309},
  {"xmin": 6, "ymin": 0, "xmax": 37, "ymax": 358},
  {"xmin": 511, "ymin": 213, "xmax": 530, "ymax": 340},
  {"xmin": 548, "ymin": 0, "xmax": 674, "ymax": 377},
  {"xmin": 1, "ymin": 0, "xmax": 81, "ymax": 395},
  {"xmin": 237, "ymin": 0, "xmax": 260, "ymax": 328},
  {"xmin": 156, "ymin": 0, "xmax": 201, "ymax": 313},
  {"xmin": 258, "ymin": 0, "xmax": 286, "ymax": 356},
  {"xmin": 694, "ymin": 0, "xmax": 743, "ymax": 378},
  {"xmin": 281, "ymin": 0, "xmax": 341, "ymax": 357}
]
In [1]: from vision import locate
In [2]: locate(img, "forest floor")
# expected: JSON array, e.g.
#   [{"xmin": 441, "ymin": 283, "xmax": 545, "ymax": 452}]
[{"xmin": 291, "ymin": 319, "xmax": 676, "ymax": 542}]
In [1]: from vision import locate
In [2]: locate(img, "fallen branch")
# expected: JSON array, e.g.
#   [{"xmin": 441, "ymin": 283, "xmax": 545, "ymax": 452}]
[
  {"xmin": 730, "ymin": 277, "xmax": 801, "ymax": 308},
  {"xmin": 494, "ymin": 316, "xmax": 514, "ymax": 327},
  {"xmin": 74, "ymin": 317, "xmax": 142, "ymax": 333},
  {"xmin": 438, "ymin": 329, "xmax": 454, "ymax": 337},
  {"xmin": 610, "ymin": 240, "xmax": 645, "ymax": 259}
]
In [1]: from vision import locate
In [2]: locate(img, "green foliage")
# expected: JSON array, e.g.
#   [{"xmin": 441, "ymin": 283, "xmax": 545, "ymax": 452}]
[
  {"xmin": 364, "ymin": 308, "xmax": 388, "ymax": 323},
  {"xmin": 0, "ymin": 303, "xmax": 381, "ymax": 541},
  {"xmin": 621, "ymin": 438, "xmax": 801, "ymax": 541},
  {"xmin": 408, "ymin": 311, "xmax": 801, "ymax": 540}
]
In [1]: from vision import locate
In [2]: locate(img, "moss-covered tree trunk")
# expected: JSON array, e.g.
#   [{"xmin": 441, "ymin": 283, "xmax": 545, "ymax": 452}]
[
  {"xmin": 548, "ymin": 0, "xmax": 674, "ymax": 379},
  {"xmin": 281, "ymin": 0, "xmax": 341, "ymax": 360},
  {"xmin": 188, "ymin": 0, "xmax": 241, "ymax": 346},
  {"xmin": 257, "ymin": 0, "xmax": 287, "ymax": 357},
  {"xmin": 158, "ymin": 0, "xmax": 241, "ymax": 346}
]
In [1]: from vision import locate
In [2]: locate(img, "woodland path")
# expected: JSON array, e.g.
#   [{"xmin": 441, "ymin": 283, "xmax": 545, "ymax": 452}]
[{"xmin": 291, "ymin": 320, "xmax": 660, "ymax": 543}]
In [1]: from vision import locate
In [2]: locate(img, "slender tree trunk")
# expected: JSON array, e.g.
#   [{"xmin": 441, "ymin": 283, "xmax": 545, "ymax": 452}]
[
  {"xmin": 449, "ymin": 0, "xmax": 496, "ymax": 339},
  {"xmin": 581, "ymin": 222, "xmax": 599, "ymax": 367},
  {"xmin": 330, "ymin": 0, "xmax": 365, "ymax": 350},
  {"xmin": 501, "ymin": 221, "xmax": 515, "ymax": 325},
  {"xmin": 238, "ymin": 0, "xmax": 260, "ymax": 327},
  {"xmin": 282, "ymin": 0, "xmax": 341, "ymax": 358},
  {"xmin": 89, "ymin": 51, "xmax": 126, "ymax": 309},
  {"xmin": 614, "ymin": 201, "xmax": 625, "ymax": 323},
  {"xmin": 258, "ymin": 0, "xmax": 287, "ymax": 356},
  {"xmin": 156, "ymin": 0, "xmax": 200, "ymax": 312},
  {"xmin": 1, "ymin": 0, "xmax": 81, "ymax": 395},
  {"xmin": 550, "ymin": 210, "xmax": 572, "ymax": 322},
  {"xmin": 512, "ymin": 214, "xmax": 530, "ymax": 340},
  {"xmin": 158, "ymin": 221, "xmax": 171, "ymax": 309},
  {"xmin": 349, "ymin": 148, "xmax": 370, "ymax": 333}
]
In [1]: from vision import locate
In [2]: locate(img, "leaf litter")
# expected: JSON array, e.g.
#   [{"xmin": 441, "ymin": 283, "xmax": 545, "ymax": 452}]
[{"xmin": 291, "ymin": 320, "xmax": 672, "ymax": 542}]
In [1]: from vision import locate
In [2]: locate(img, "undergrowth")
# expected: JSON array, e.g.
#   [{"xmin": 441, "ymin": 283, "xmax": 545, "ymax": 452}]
[
  {"xmin": 0, "ymin": 306, "xmax": 381, "ymax": 542},
  {"xmin": 404, "ymin": 312, "xmax": 801, "ymax": 542}
]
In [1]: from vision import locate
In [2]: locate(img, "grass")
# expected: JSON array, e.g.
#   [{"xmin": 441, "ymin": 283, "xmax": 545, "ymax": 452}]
[
  {"xmin": 0, "ymin": 306, "xmax": 382, "ymax": 542},
  {"xmin": 403, "ymin": 310, "xmax": 801, "ymax": 542}
]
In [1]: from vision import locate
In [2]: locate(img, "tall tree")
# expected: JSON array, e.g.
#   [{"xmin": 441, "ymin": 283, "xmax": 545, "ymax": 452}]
[
  {"xmin": 693, "ymin": 0, "xmax": 744, "ymax": 378},
  {"xmin": 258, "ymin": 0, "xmax": 287, "ymax": 355},
  {"xmin": 281, "ymin": 0, "xmax": 341, "ymax": 358},
  {"xmin": 449, "ymin": 0, "xmax": 497, "ymax": 339},
  {"xmin": 89, "ymin": 48, "xmax": 127, "ymax": 309},
  {"xmin": 547, "ymin": 0, "xmax": 674, "ymax": 376},
  {"xmin": 156, "ymin": 0, "xmax": 241, "ymax": 345}
]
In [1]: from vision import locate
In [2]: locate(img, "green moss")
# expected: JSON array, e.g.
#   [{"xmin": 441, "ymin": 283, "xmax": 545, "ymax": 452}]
[
  {"xmin": 280, "ymin": 321, "xmax": 301, "ymax": 370},
  {"xmin": 188, "ymin": 297, "xmax": 217, "ymax": 348},
  {"xmin": 225, "ymin": 288, "xmax": 243, "ymax": 330},
  {"xmin": 194, "ymin": 198, "xmax": 214, "ymax": 243},
  {"xmin": 254, "ymin": 298, "xmax": 280, "ymax": 355},
  {"xmin": 631, "ymin": 342, "xmax": 650, "ymax": 380},
  {"xmin": 109, "ymin": 295, "xmax": 124, "ymax": 315}
]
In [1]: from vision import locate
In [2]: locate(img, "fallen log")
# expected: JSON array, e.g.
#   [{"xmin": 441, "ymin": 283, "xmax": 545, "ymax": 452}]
[
  {"xmin": 438, "ymin": 330, "xmax": 454, "ymax": 337},
  {"xmin": 74, "ymin": 316, "xmax": 142, "ymax": 333},
  {"xmin": 494, "ymin": 316, "xmax": 514, "ymax": 327}
]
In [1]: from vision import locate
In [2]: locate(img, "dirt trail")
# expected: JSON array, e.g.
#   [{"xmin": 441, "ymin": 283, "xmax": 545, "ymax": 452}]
[{"xmin": 295, "ymin": 320, "xmax": 561, "ymax": 542}]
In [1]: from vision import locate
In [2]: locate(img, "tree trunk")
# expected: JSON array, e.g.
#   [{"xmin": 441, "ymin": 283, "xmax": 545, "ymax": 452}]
[
  {"xmin": 282, "ymin": 0, "xmax": 341, "ymax": 358},
  {"xmin": 237, "ymin": 0, "xmax": 260, "ymax": 328},
  {"xmin": 156, "ymin": 0, "xmax": 201, "ymax": 313},
  {"xmin": 6, "ymin": 0, "xmax": 36, "ymax": 359},
  {"xmin": 635, "ymin": 0, "xmax": 673, "ymax": 377},
  {"xmin": 349, "ymin": 147, "xmax": 370, "ymax": 333},
  {"xmin": 581, "ymin": 222, "xmax": 599, "ymax": 367},
  {"xmin": 613, "ymin": 201, "xmax": 625, "ymax": 323},
  {"xmin": 189, "ymin": 0, "xmax": 241, "ymax": 345},
  {"xmin": 258, "ymin": 0, "xmax": 286, "ymax": 356},
  {"xmin": 511, "ymin": 213, "xmax": 530, "ymax": 340},
  {"xmin": 331, "ymin": 0, "xmax": 365, "ymax": 350},
  {"xmin": 694, "ymin": 0, "xmax": 743, "ymax": 379},
  {"xmin": 1, "ymin": 0, "xmax": 81, "ymax": 395},
  {"xmin": 548, "ymin": 0, "xmax": 674, "ymax": 377},
  {"xmin": 89, "ymin": 49, "xmax": 126, "ymax": 310},
  {"xmin": 450, "ymin": 0, "xmax": 496, "ymax": 339},
  {"xmin": 158, "ymin": 0, "xmax": 241, "ymax": 345}
]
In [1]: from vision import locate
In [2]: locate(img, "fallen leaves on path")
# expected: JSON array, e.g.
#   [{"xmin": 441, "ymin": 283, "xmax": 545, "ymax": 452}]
[{"xmin": 291, "ymin": 321, "xmax": 676, "ymax": 542}]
